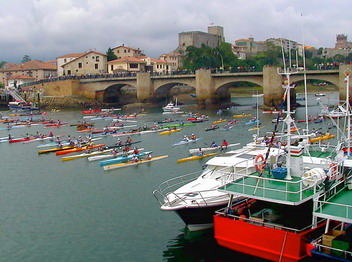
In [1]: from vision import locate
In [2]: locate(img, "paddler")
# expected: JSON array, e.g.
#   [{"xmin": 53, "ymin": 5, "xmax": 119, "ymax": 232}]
[
  {"xmin": 183, "ymin": 135, "xmax": 189, "ymax": 142},
  {"xmin": 133, "ymin": 147, "xmax": 140, "ymax": 154},
  {"xmin": 191, "ymin": 133, "xmax": 197, "ymax": 140},
  {"xmin": 210, "ymin": 141, "xmax": 218, "ymax": 147},
  {"xmin": 197, "ymin": 148, "xmax": 204, "ymax": 156},
  {"xmin": 126, "ymin": 137, "xmax": 132, "ymax": 144},
  {"xmin": 117, "ymin": 138, "xmax": 123, "ymax": 146},
  {"xmin": 146, "ymin": 153, "xmax": 152, "ymax": 160},
  {"xmin": 221, "ymin": 139, "xmax": 229, "ymax": 148}
]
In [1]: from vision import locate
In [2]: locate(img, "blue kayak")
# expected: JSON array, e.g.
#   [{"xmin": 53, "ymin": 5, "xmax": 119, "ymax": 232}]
[{"xmin": 99, "ymin": 151, "xmax": 152, "ymax": 166}]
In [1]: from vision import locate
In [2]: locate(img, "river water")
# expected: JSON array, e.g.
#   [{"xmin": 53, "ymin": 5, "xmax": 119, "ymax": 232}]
[{"xmin": 0, "ymin": 93, "xmax": 338, "ymax": 262}]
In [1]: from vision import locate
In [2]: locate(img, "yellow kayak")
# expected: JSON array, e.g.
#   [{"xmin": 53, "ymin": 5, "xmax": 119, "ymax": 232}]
[
  {"xmin": 177, "ymin": 152, "xmax": 218, "ymax": 163},
  {"xmin": 159, "ymin": 128, "xmax": 182, "ymax": 135},
  {"xmin": 213, "ymin": 119, "xmax": 226, "ymax": 124},
  {"xmin": 233, "ymin": 114, "xmax": 252, "ymax": 118},
  {"xmin": 103, "ymin": 155, "xmax": 168, "ymax": 170},
  {"xmin": 248, "ymin": 126, "xmax": 265, "ymax": 131},
  {"xmin": 309, "ymin": 134, "xmax": 336, "ymax": 143},
  {"xmin": 38, "ymin": 145, "xmax": 75, "ymax": 154}
]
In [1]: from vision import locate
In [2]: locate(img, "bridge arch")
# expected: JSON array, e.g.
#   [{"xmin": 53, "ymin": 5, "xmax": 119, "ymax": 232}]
[
  {"xmin": 154, "ymin": 81, "xmax": 196, "ymax": 100},
  {"xmin": 101, "ymin": 83, "xmax": 137, "ymax": 104}
]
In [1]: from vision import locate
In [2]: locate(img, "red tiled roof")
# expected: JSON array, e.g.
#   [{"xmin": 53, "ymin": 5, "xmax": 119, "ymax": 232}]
[
  {"xmin": 1, "ymin": 60, "xmax": 57, "ymax": 71},
  {"xmin": 108, "ymin": 57, "xmax": 146, "ymax": 63},
  {"xmin": 62, "ymin": 50, "xmax": 107, "ymax": 66},
  {"xmin": 112, "ymin": 45, "xmax": 140, "ymax": 51},
  {"xmin": 7, "ymin": 75, "xmax": 35, "ymax": 80},
  {"xmin": 150, "ymin": 58, "xmax": 167, "ymax": 63},
  {"xmin": 56, "ymin": 53, "xmax": 85, "ymax": 59}
]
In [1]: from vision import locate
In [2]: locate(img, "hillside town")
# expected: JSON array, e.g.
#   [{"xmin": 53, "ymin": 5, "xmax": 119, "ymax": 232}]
[{"xmin": 0, "ymin": 25, "xmax": 351, "ymax": 88}]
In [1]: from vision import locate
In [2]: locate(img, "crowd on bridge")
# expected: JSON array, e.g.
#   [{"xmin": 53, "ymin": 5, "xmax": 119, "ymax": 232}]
[{"xmin": 19, "ymin": 61, "xmax": 351, "ymax": 89}]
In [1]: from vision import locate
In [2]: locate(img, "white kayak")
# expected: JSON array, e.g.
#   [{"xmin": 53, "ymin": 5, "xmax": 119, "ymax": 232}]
[
  {"xmin": 188, "ymin": 143, "xmax": 240, "ymax": 154},
  {"xmin": 172, "ymin": 138, "xmax": 202, "ymax": 146},
  {"xmin": 87, "ymin": 148, "xmax": 144, "ymax": 162}
]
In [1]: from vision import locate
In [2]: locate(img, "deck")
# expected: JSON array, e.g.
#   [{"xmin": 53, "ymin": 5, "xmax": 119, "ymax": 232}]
[
  {"xmin": 313, "ymin": 185, "xmax": 352, "ymax": 223},
  {"xmin": 219, "ymin": 171, "xmax": 323, "ymax": 205}
]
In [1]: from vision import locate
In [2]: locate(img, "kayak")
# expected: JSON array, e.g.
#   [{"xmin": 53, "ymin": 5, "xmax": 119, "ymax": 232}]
[
  {"xmin": 99, "ymin": 151, "xmax": 152, "ymax": 166},
  {"xmin": 188, "ymin": 143, "xmax": 240, "ymax": 154},
  {"xmin": 245, "ymin": 120, "xmax": 259, "ymax": 125},
  {"xmin": 87, "ymin": 148, "xmax": 145, "ymax": 162},
  {"xmin": 159, "ymin": 128, "xmax": 182, "ymax": 135},
  {"xmin": 38, "ymin": 145, "xmax": 76, "ymax": 154},
  {"xmin": 112, "ymin": 129, "xmax": 163, "ymax": 137},
  {"xmin": 176, "ymin": 153, "xmax": 218, "ymax": 163},
  {"xmin": 205, "ymin": 126, "xmax": 219, "ymax": 131},
  {"xmin": 248, "ymin": 126, "xmax": 265, "ymax": 131},
  {"xmin": 56, "ymin": 144, "xmax": 106, "ymax": 156},
  {"xmin": 82, "ymin": 109, "xmax": 102, "ymax": 114},
  {"xmin": 309, "ymin": 134, "xmax": 336, "ymax": 143},
  {"xmin": 172, "ymin": 138, "xmax": 202, "ymax": 146},
  {"xmin": 103, "ymin": 155, "xmax": 168, "ymax": 171},
  {"xmin": 212, "ymin": 119, "xmax": 226, "ymax": 124},
  {"xmin": 62, "ymin": 148, "xmax": 112, "ymax": 161},
  {"xmin": 44, "ymin": 123, "xmax": 67, "ymax": 128},
  {"xmin": 233, "ymin": 114, "xmax": 252, "ymax": 118},
  {"xmin": 163, "ymin": 123, "xmax": 195, "ymax": 128},
  {"xmin": 37, "ymin": 137, "xmax": 102, "ymax": 148}
]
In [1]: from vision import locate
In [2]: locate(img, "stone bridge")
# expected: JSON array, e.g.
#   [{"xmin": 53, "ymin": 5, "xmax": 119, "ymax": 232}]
[{"xmin": 24, "ymin": 64, "xmax": 351, "ymax": 107}]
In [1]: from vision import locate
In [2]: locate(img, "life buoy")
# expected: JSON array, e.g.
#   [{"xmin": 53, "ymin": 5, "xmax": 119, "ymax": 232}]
[{"xmin": 254, "ymin": 154, "xmax": 265, "ymax": 172}]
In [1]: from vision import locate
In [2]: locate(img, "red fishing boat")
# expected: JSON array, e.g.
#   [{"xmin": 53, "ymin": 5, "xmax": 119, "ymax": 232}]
[{"xmin": 213, "ymin": 68, "xmax": 343, "ymax": 262}]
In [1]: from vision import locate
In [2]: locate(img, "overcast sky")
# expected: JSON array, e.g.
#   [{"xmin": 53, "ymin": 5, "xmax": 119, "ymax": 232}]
[{"xmin": 0, "ymin": 0, "xmax": 350, "ymax": 63}]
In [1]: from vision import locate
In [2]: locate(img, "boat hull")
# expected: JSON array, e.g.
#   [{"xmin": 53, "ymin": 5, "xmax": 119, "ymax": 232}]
[
  {"xmin": 174, "ymin": 203, "xmax": 228, "ymax": 231},
  {"xmin": 214, "ymin": 214, "xmax": 324, "ymax": 262}
]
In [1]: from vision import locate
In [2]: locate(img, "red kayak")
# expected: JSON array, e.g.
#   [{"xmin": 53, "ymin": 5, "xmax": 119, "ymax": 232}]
[
  {"xmin": 82, "ymin": 109, "xmax": 101, "ymax": 114},
  {"xmin": 45, "ymin": 123, "xmax": 67, "ymax": 128},
  {"xmin": 9, "ymin": 137, "xmax": 35, "ymax": 143}
]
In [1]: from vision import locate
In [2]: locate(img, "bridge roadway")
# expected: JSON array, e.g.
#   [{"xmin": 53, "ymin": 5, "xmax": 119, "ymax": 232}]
[{"xmin": 22, "ymin": 64, "xmax": 351, "ymax": 108}]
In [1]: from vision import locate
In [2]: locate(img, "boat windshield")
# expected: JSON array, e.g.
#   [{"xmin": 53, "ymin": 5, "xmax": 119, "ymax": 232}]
[{"xmin": 201, "ymin": 165, "xmax": 234, "ymax": 180}]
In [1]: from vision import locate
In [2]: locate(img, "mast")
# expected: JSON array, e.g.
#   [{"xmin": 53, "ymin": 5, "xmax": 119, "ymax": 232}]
[{"xmin": 345, "ymin": 69, "xmax": 351, "ymax": 153}]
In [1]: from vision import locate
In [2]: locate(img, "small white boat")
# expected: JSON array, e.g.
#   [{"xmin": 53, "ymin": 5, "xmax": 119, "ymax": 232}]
[
  {"xmin": 162, "ymin": 98, "xmax": 180, "ymax": 112},
  {"xmin": 315, "ymin": 93, "xmax": 326, "ymax": 97}
]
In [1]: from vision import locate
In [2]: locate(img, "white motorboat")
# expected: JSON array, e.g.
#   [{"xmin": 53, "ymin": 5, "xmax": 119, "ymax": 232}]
[
  {"xmin": 162, "ymin": 98, "xmax": 180, "ymax": 112},
  {"xmin": 153, "ymin": 139, "xmax": 284, "ymax": 231}
]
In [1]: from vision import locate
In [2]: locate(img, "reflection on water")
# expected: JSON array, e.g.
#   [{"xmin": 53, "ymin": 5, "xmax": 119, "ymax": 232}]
[{"xmin": 163, "ymin": 227, "xmax": 269, "ymax": 262}]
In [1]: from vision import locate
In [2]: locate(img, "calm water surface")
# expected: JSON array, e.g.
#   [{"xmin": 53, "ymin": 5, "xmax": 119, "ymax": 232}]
[{"xmin": 0, "ymin": 93, "xmax": 338, "ymax": 261}]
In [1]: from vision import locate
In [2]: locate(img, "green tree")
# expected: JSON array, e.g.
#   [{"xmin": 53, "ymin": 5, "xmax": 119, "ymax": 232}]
[
  {"xmin": 21, "ymin": 55, "xmax": 31, "ymax": 63},
  {"xmin": 0, "ymin": 61, "xmax": 6, "ymax": 68},
  {"xmin": 106, "ymin": 47, "xmax": 118, "ymax": 61}
]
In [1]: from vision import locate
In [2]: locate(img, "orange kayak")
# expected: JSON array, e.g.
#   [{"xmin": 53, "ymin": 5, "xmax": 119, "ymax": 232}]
[{"xmin": 55, "ymin": 144, "xmax": 105, "ymax": 156}]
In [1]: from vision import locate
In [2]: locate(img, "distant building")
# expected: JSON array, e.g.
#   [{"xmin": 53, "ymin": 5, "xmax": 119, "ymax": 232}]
[
  {"xmin": 0, "ymin": 60, "xmax": 57, "ymax": 86},
  {"xmin": 7, "ymin": 75, "xmax": 36, "ymax": 88},
  {"xmin": 177, "ymin": 25, "xmax": 225, "ymax": 52},
  {"xmin": 266, "ymin": 38, "xmax": 304, "ymax": 56},
  {"xmin": 335, "ymin": 34, "xmax": 352, "ymax": 49},
  {"xmin": 61, "ymin": 50, "xmax": 107, "ymax": 76},
  {"xmin": 107, "ymin": 57, "xmax": 146, "ymax": 73},
  {"xmin": 139, "ymin": 56, "xmax": 170, "ymax": 73},
  {"xmin": 57, "ymin": 53, "xmax": 84, "ymax": 76},
  {"xmin": 159, "ymin": 51, "xmax": 184, "ymax": 70},
  {"xmin": 111, "ymin": 44, "xmax": 145, "ymax": 59},
  {"xmin": 233, "ymin": 37, "xmax": 265, "ymax": 57}
]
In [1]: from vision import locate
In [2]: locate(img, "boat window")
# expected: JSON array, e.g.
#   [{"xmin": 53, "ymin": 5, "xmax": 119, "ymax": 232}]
[{"xmin": 237, "ymin": 153, "xmax": 255, "ymax": 159}]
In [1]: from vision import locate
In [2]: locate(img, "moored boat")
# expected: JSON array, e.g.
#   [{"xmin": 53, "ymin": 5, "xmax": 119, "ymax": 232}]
[{"xmin": 213, "ymin": 67, "xmax": 345, "ymax": 262}]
